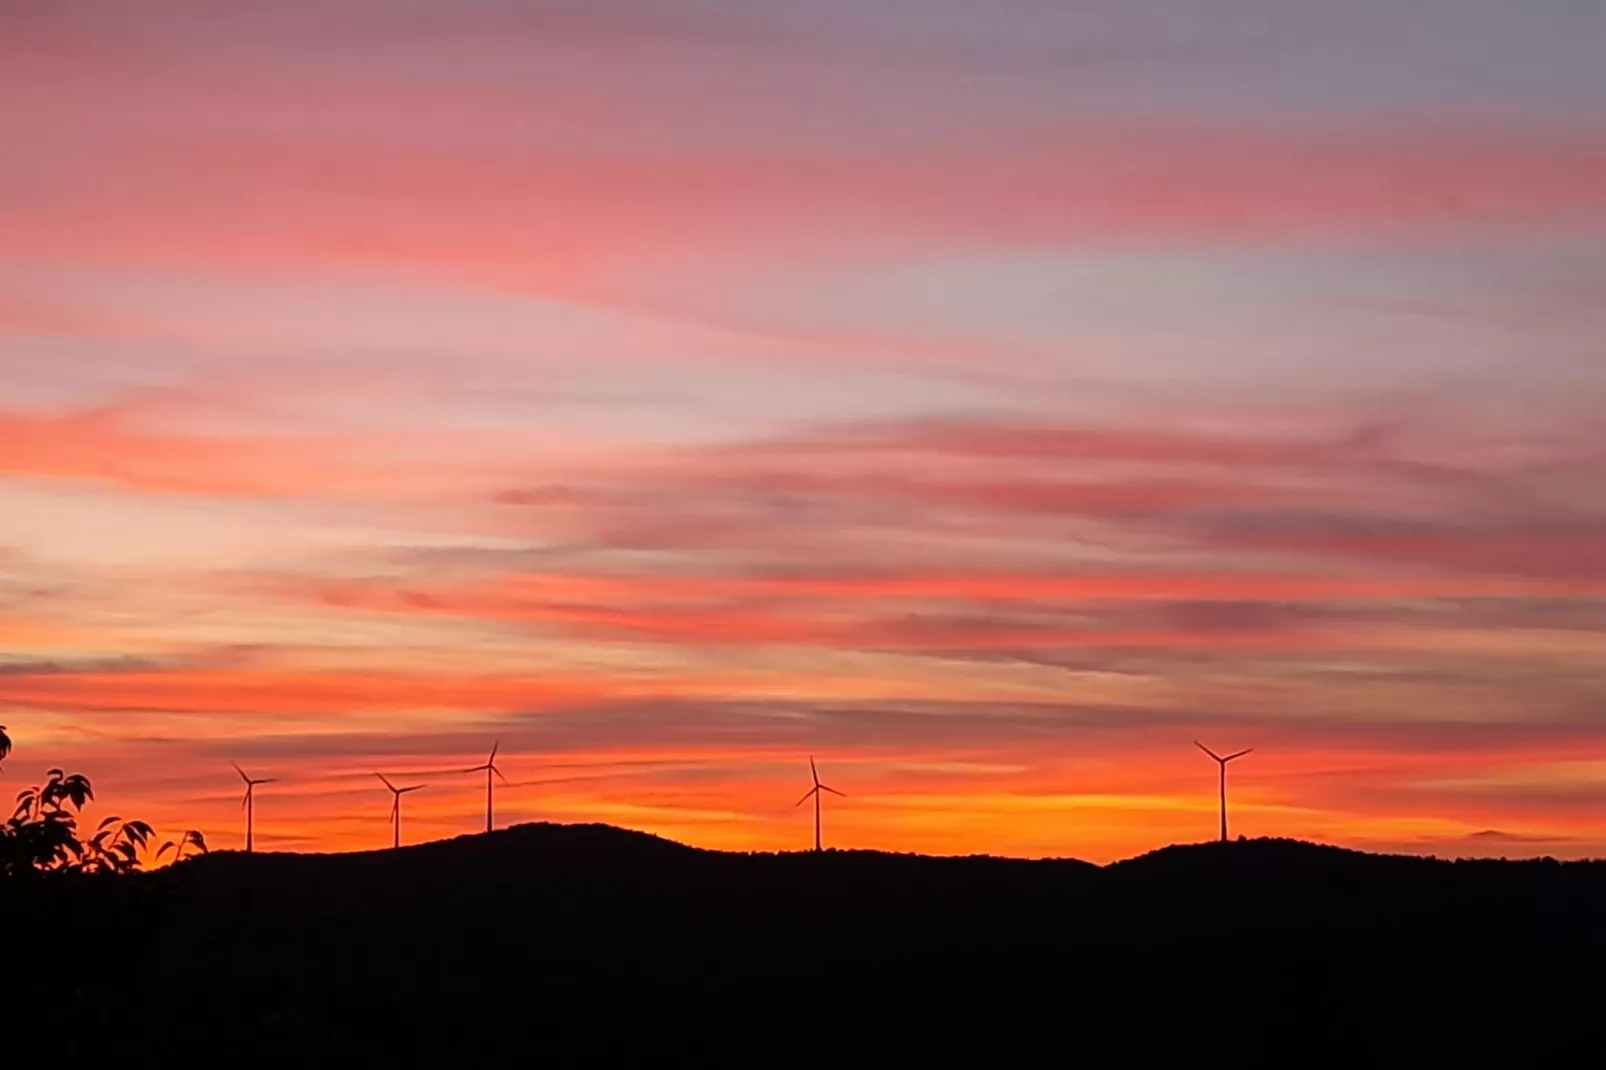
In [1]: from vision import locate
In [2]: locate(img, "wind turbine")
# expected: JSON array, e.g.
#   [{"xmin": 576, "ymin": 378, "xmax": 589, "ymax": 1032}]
[
  {"xmin": 464, "ymin": 741, "xmax": 508, "ymax": 833},
  {"xmin": 231, "ymin": 762, "xmax": 276, "ymax": 853},
  {"xmin": 1194, "ymin": 741, "xmax": 1252, "ymax": 843},
  {"xmin": 794, "ymin": 756, "xmax": 844, "ymax": 853},
  {"xmin": 375, "ymin": 772, "xmax": 425, "ymax": 850}
]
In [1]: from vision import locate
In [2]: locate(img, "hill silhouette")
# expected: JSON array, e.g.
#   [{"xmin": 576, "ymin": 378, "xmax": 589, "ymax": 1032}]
[{"xmin": 9, "ymin": 824, "xmax": 1604, "ymax": 1060}]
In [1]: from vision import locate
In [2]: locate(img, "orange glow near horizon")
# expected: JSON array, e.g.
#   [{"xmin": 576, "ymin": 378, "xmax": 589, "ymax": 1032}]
[
  {"xmin": 4, "ymin": 1, "xmax": 1606, "ymax": 864},
  {"xmin": 64, "ymin": 734, "xmax": 1606, "ymax": 865}
]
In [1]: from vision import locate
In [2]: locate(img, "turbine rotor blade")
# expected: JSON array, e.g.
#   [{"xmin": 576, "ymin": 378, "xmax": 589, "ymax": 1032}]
[
  {"xmin": 1193, "ymin": 741, "xmax": 1224, "ymax": 762},
  {"xmin": 795, "ymin": 788, "xmax": 818, "ymax": 808},
  {"xmin": 1224, "ymin": 748, "xmax": 1254, "ymax": 762},
  {"xmin": 809, "ymin": 756, "xmax": 819, "ymax": 786},
  {"xmin": 489, "ymin": 740, "xmax": 500, "ymax": 763},
  {"xmin": 400, "ymin": 784, "xmax": 425, "ymax": 794},
  {"xmin": 375, "ymin": 772, "xmax": 397, "ymax": 791},
  {"xmin": 819, "ymin": 785, "xmax": 845, "ymax": 797},
  {"xmin": 493, "ymin": 765, "xmax": 510, "ymax": 784},
  {"xmin": 231, "ymin": 761, "xmax": 249, "ymax": 783}
]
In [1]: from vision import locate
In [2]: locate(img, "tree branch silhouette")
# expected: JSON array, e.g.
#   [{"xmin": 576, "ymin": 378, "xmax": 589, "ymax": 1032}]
[{"xmin": 1, "ymin": 733, "xmax": 205, "ymax": 876}]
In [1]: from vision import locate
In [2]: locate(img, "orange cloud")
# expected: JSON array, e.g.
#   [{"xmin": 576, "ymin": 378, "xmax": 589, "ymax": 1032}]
[
  {"xmin": 0, "ymin": 617, "xmax": 107, "ymax": 650},
  {"xmin": 255, "ymin": 567, "xmax": 1605, "ymax": 660},
  {"xmin": 0, "ymin": 405, "xmax": 362, "ymax": 496},
  {"xmin": 0, "ymin": 401, "xmax": 541, "ymax": 500}
]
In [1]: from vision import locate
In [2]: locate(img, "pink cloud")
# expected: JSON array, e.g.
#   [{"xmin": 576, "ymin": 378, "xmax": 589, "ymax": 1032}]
[
  {"xmin": 9, "ymin": 103, "xmax": 1606, "ymax": 306},
  {"xmin": 477, "ymin": 413, "xmax": 1606, "ymax": 587}
]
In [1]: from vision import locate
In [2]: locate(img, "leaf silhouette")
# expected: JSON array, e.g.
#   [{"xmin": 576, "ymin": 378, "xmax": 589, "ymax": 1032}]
[{"xmin": 0, "ymin": 738, "xmax": 184, "ymax": 875}]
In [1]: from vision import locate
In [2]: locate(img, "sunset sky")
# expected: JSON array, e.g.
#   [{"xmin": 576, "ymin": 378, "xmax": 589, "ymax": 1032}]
[{"xmin": 4, "ymin": 1, "xmax": 1606, "ymax": 862}]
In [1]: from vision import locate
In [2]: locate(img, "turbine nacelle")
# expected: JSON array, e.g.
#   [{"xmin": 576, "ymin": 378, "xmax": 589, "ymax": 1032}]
[
  {"xmin": 375, "ymin": 772, "xmax": 425, "ymax": 822},
  {"xmin": 794, "ymin": 783, "xmax": 846, "ymax": 806},
  {"xmin": 1194, "ymin": 741, "xmax": 1253, "ymax": 765},
  {"xmin": 462, "ymin": 741, "xmax": 509, "ymax": 782},
  {"xmin": 231, "ymin": 761, "xmax": 276, "ymax": 806}
]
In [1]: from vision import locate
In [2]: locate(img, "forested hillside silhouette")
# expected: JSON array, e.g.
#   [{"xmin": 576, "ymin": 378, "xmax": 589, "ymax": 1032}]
[{"xmin": 8, "ymin": 821, "xmax": 1605, "ymax": 1060}]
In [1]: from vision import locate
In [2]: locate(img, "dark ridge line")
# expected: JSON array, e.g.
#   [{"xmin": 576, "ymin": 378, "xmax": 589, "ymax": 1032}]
[{"xmin": 171, "ymin": 820, "xmax": 1597, "ymax": 871}]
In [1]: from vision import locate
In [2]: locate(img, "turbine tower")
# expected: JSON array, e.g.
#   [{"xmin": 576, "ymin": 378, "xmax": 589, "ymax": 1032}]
[
  {"xmin": 1194, "ymin": 741, "xmax": 1252, "ymax": 843},
  {"xmin": 464, "ymin": 741, "xmax": 508, "ymax": 834},
  {"xmin": 231, "ymin": 761, "xmax": 276, "ymax": 853},
  {"xmin": 794, "ymin": 756, "xmax": 844, "ymax": 853},
  {"xmin": 375, "ymin": 772, "xmax": 425, "ymax": 850}
]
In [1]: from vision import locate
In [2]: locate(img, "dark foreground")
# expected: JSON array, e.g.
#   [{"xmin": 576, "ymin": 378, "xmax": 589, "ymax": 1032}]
[{"xmin": 10, "ymin": 824, "xmax": 1606, "ymax": 1062}]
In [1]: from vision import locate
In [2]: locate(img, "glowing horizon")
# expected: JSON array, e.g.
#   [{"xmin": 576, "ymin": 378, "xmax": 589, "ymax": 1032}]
[{"xmin": 4, "ymin": 1, "xmax": 1606, "ymax": 864}]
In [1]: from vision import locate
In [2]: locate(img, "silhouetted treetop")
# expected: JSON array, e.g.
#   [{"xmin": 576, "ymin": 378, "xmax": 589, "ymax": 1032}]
[{"xmin": 1, "ymin": 735, "xmax": 204, "ymax": 877}]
